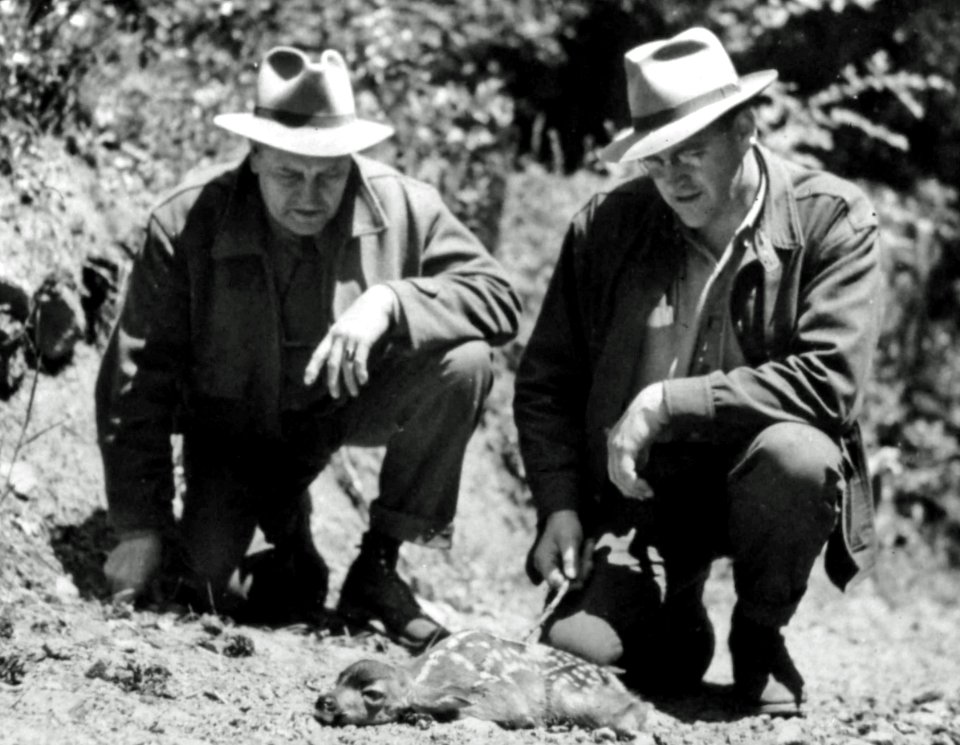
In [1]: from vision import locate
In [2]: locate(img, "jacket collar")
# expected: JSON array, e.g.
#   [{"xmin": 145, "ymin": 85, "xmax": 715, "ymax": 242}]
[
  {"xmin": 754, "ymin": 144, "xmax": 803, "ymax": 251},
  {"xmin": 211, "ymin": 154, "xmax": 388, "ymax": 259}
]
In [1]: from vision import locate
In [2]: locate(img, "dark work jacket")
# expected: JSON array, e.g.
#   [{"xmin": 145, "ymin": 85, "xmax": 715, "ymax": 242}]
[
  {"xmin": 514, "ymin": 146, "xmax": 883, "ymax": 590},
  {"xmin": 96, "ymin": 154, "xmax": 520, "ymax": 535}
]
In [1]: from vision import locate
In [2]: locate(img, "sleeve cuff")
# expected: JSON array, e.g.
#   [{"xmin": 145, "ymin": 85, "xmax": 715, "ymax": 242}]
[
  {"xmin": 383, "ymin": 278, "xmax": 440, "ymax": 349},
  {"xmin": 663, "ymin": 375, "xmax": 715, "ymax": 437},
  {"xmin": 527, "ymin": 470, "xmax": 583, "ymax": 519}
]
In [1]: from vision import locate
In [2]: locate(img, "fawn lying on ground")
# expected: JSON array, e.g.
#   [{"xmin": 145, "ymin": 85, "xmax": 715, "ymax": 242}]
[{"xmin": 315, "ymin": 629, "xmax": 648, "ymax": 736}]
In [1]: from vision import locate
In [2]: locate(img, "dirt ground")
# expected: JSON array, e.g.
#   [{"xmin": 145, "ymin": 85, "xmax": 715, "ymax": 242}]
[{"xmin": 2, "ymin": 165, "xmax": 960, "ymax": 745}]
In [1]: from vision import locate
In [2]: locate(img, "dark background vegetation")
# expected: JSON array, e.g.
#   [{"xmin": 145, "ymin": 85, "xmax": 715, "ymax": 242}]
[{"xmin": 2, "ymin": 0, "xmax": 959, "ymax": 565}]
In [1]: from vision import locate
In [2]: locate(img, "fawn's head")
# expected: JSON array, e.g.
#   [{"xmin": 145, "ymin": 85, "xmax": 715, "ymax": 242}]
[{"xmin": 315, "ymin": 659, "xmax": 410, "ymax": 726}]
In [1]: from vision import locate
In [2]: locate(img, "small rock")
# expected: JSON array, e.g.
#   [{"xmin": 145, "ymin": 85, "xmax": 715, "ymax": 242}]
[
  {"xmin": 41, "ymin": 641, "xmax": 72, "ymax": 660},
  {"xmin": 776, "ymin": 720, "xmax": 807, "ymax": 745},
  {"xmin": 593, "ymin": 727, "xmax": 616, "ymax": 742},
  {"xmin": 150, "ymin": 615, "xmax": 175, "ymax": 633},
  {"xmin": 200, "ymin": 614, "xmax": 225, "ymax": 636},
  {"xmin": 0, "ymin": 461, "xmax": 39, "ymax": 500},
  {"xmin": 222, "ymin": 633, "xmax": 255, "ymax": 658},
  {"xmin": 862, "ymin": 722, "xmax": 901, "ymax": 745},
  {"xmin": 912, "ymin": 690, "xmax": 944, "ymax": 706},
  {"xmin": 53, "ymin": 575, "xmax": 80, "ymax": 602},
  {"xmin": 902, "ymin": 711, "xmax": 945, "ymax": 730}
]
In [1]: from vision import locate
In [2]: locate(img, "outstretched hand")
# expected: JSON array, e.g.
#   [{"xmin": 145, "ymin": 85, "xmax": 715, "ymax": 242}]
[
  {"xmin": 606, "ymin": 382, "xmax": 668, "ymax": 499},
  {"xmin": 304, "ymin": 285, "xmax": 399, "ymax": 398}
]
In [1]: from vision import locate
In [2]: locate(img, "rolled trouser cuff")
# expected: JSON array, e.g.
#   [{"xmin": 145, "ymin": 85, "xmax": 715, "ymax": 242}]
[{"xmin": 369, "ymin": 503, "xmax": 453, "ymax": 549}]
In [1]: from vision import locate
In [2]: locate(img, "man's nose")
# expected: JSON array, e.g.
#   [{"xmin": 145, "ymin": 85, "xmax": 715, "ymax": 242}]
[{"xmin": 297, "ymin": 176, "xmax": 327, "ymax": 206}]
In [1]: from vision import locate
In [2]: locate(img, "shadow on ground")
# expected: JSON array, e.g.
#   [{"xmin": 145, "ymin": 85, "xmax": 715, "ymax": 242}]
[
  {"xmin": 50, "ymin": 507, "xmax": 114, "ymax": 600},
  {"xmin": 647, "ymin": 683, "xmax": 748, "ymax": 724}
]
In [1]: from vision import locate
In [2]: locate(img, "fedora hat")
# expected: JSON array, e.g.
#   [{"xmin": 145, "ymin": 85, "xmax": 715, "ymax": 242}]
[
  {"xmin": 600, "ymin": 27, "xmax": 777, "ymax": 163},
  {"xmin": 214, "ymin": 46, "xmax": 394, "ymax": 157}
]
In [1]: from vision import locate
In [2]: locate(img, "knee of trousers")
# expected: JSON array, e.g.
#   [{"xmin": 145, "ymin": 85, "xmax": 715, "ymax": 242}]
[
  {"xmin": 546, "ymin": 613, "xmax": 625, "ymax": 667},
  {"xmin": 430, "ymin": 340, "xmax": 494, "ymax": 414},
  {"xmin": 440, "ymin": 339, "xmax": 493, "ymax": 388},
  {"xmin": 729, "ymin": 421, "xmax": 844, "ymax": 512}
]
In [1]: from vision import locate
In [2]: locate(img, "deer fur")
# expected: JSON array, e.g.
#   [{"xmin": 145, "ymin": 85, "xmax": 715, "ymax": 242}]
[{"xmin": 315, "ymin": 630, "xmax": 648, "ymax": 736}]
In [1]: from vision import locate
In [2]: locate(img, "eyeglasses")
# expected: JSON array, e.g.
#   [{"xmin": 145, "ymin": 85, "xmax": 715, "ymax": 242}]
[{"xmin": 639, "ymin": 145, "xmax": 709, "ymax": 178}]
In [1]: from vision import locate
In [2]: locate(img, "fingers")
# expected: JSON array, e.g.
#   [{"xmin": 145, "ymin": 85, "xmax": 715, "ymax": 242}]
[
  {"xmin": 534, "ymin": 511, "xmax": 585, "ymax": 590},
  {"xmin": 304, "ymin": 333, "xmax": 369, "ymax": 399},
  {"xmin": 303, "ymin": 286, "xmax": 395, "ymax": 396},
  {"xmin": 304, "ymin": 335, "xmax": 332, "ymax": 387},
  {"xmin": 340, "ymin": 342, "xmax": 370, "ymax": 398},
  {"xmin": 607, "ymin": 423, "xmax": 655, "ymax": 499},
  {"xmin": 574, "ymin": 537, "xmax": 596, "ymax": 589},
  {"xmin": 534, "ymin": 534, "xmax": 569, "ymax": 590},
  {"xmin": 325, "ymin": 335, "xmax": 345, "ymax": 398},
  {"xmin": 545, "ymin": 567, "xmax": 567, "ymax": 589},
  {"xmin": 561, "ymin": 544, "xmax": 578, "ymax": 582}
]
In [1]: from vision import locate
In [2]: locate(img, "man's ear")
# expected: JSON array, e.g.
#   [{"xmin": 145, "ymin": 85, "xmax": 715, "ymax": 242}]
[
  {"xmin": 733, "ymin": 108, "xmax": 757, "ymax": 146},
  {"xmin": 249, "ymin": 141, "xmax": 262, "ymax": 173}
]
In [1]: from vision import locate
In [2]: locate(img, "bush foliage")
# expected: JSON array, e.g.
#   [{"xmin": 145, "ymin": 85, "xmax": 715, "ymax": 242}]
[{"xmin": 2, "ymin": 0, "xmax": 959, "ymax": 560}]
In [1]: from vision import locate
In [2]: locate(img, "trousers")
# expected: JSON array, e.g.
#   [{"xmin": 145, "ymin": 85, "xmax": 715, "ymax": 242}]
[
  {"xmin": 175, "ymin": 340, "xmax": 493, "ymax": 592},
  {"xmin": 545, "ymin": 421, "xmax": 842, "ymax": 682}
]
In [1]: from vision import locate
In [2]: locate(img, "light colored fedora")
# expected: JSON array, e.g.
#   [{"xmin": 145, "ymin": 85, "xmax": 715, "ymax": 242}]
[
  {"xmin": 600, "ymin": 27, "xmax": 777, "ymax": 163},
  {"xmin": 214, "ymin": 46, "xmax": 394, "ymax": 157}
]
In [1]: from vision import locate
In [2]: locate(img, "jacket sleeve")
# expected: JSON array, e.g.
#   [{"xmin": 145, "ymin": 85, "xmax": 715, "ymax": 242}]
[
  {"xmin": 95, "ymin": 214, "xmax": 189, "ymax": 535},
  {"xmin": 513, "ymin": 221, "xmax": 592, "ymax": 520},
  {"xmin": 663, "ymin": 193, "xmax": 883, "ymax": 439},
  {"xmin": 383, "ymin": 183, "xmax": 520, "ymax": 349}
]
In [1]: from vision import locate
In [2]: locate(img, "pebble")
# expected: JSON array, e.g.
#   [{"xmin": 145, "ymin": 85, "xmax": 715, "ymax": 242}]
[
  {"xmin": 592, "ymin": 727, "xmax": 616, "ymax": 742},
  {"xmin": 53, "ymin": 576, "xmax": 79, "ymax": 602},
  {"xmin": 912, "ymin": 689, "xmax": 944, "ymax": 706},
  {"xmin": 902, "ymin": 711, "xmax": 945, "ymax": 730},
  {"xmin": 1, "ymin": 461, "xmax": 39, "ymax": 500},
  {"xmin": 776, "ymin": 720, "xmax": 807, "ymax": 745},
  {"xmin": 862, "ymin": 721, "xmax": 901, "ymax": 745}
]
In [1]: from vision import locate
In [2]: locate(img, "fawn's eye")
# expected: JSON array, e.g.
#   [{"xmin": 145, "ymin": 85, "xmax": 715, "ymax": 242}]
[{"xmin": 362, "ymin": 688, "xmax": 385, "ymax": 706}]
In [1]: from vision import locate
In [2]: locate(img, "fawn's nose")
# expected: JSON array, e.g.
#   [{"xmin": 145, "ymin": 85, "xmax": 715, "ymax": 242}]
[{"xmin": 314, "ymin": 694, "xmax": 342, "ymax": 724}]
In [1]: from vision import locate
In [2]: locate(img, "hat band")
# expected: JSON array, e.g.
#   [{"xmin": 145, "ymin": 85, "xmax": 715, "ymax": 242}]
[
  {"xmin": 631, "ymin": 83, "xmax": 741, "ymax": 133},
  {"xmin": 254, "ymin": 106, "xmax": 357, "ymax": 128}
]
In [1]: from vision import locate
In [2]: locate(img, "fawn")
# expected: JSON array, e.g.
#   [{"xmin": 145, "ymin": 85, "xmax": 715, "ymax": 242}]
[{"xmin": 315, "ymin": 629, "xmax": 648, "ymax": 736}]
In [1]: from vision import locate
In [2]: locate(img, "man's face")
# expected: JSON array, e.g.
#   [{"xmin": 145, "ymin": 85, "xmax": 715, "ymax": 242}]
[
  {"xmin": 641, "ymin": 113, "xmax": 753, "ymax": 234},
  {"xmin": 250, "ymin": 144, "xmax": 352, "ymax": 237}
]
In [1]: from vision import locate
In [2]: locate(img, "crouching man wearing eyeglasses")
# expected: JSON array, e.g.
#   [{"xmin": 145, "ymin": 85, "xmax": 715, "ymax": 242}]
[{"xmin": 514, "ymin": 27, "xmax": 883, "ymax": 715}]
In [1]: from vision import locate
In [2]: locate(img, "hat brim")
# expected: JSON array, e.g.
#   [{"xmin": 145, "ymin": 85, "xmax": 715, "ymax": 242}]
[
  {"xmin": 600, "ymin": 70, "xmax": 777, "ymax": 164},
  {"xmin": 213, "ymin": 112, "xmax": 395, "ymax": 157}
]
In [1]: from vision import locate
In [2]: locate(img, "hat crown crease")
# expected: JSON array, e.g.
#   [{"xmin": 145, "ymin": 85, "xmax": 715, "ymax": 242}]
[
  {"xmin": 627, "ymin": 32, "xmax": 739, "ymax": 117},
  {"xmin": 258, "ymin": 47, "xmax": 355, "ymax": 118}
]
